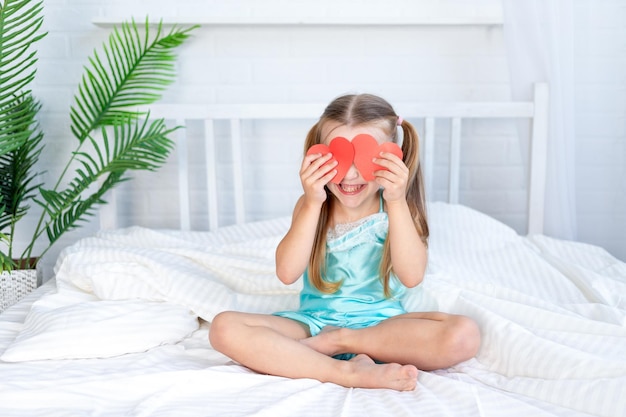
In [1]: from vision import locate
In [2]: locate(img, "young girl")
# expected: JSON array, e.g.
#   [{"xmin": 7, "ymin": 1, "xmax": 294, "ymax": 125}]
[{"xmin": 210, "ymin": 93, "xmax": 480, "ymax": 391}]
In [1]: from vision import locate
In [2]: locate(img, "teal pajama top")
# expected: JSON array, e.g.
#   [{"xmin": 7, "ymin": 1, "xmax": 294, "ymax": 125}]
[{"xmin": 274, "ymin": 197, "xmax": 407, "ymax": 341}]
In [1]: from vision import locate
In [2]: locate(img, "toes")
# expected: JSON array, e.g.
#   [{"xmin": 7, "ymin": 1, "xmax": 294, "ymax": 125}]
[{"xmin": 404, "ymin": 364, "xmax": 419, "ymax": 380}]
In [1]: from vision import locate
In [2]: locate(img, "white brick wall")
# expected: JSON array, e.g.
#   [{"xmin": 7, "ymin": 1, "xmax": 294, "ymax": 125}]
[{"xmin": 17, "ymin": 0, "xmax": 626, "ymax": 280}]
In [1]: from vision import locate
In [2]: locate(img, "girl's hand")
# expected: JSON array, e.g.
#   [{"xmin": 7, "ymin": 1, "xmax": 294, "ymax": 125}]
[
  {"xmin": 300, "ymin": 152, "xmax": 337, "ymax": 205},
  {"xmin": 373, "ymin": 152, "xmax": 409, "ymax": 203}
]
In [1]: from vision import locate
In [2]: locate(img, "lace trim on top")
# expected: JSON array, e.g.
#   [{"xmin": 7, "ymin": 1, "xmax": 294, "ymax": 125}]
[{"xmin": 327, "ymin": 212, "xmax": 386, "ymax": 242}]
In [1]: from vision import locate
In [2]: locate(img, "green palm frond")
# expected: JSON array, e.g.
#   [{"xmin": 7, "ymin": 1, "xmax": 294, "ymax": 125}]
[
  {"xmin": 91, "ymin": 114, "xmax": 176, "ymax": 173},
  {"xmin": 37, "ymin": 171, "xmax": 124, "ymax": 245},
  {"xmin": 0, "ymin": 0, "xmax": 45, "ymax": 95},
  {"xmin": 0, "ymin": 0, "xmax": 45, "ymax": 156},
  {"xmin": 70, "ymin": 18, "xmax": 197, "ymax": 142},
  {"xmin": 0, "ymin": 201, "xmax": 16, "ymax": 270},
  {"xmin": 35, "ymin": 115, "xmax": 176, "ymax": 247},
  {"xmin": 2, "ymin": 10, "xmax": 198, "ymax": 268},
  {"xmin": 0, "ymin": 93, "xmax": 43, "ymax": 232},
  {"xmin": 0, "ymin": 91, "xmax": 40, "ymax": 157}
]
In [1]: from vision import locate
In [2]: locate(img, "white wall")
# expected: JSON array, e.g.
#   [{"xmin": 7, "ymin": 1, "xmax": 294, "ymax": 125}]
[
  {"xmin": 573, "ymin": 0, "xmax": 625, "ymax": 262},
  {"xmin": 23, "ymin": 0, "xmax": 626, "ymax": 279}
]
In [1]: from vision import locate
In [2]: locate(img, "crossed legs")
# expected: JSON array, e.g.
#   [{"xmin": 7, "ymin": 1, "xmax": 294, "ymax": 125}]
[
  {"xmin": 209, "ymin": 311, "xmax": 480, "ymax": 391},
  {"xmin": 302, "ymin": 312, "xmax": 480, "ymax": 371}
]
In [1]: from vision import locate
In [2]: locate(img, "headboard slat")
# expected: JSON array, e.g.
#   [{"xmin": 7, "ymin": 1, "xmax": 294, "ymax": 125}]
[
  {"xmin": 176, "ymin": 119, "xmax": 191, "ymax": 231},
  {"xmin": 102, "ymin": 83, "xmax": 549, "ymax": 235},
  {"xmin": 204, "ymin": 119, "xmax": 219, "ymax": 231},
  {"xmin": 527, "ymin": 83, "xmax": 549, "ymax": 235},
  {"xmin": 230, "ymin": 119, "xmax": 246, "ymax": 226},
  {"xmin": 423, "ymin": 117, "xmax": 436, "ymax": 198},
  {"xmin": 448, "ymin": 117, "xmax": 462, "ymax": 204}
]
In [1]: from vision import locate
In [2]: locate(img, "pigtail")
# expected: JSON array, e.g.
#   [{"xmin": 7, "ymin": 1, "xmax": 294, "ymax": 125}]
[
  {"xmin": 379, "ymin": 118, "xmax": 429, "ymax": 297},
  {"xmin": 304, "ymin": 122, "xmax": 341, "ymax": 294},
  {"xmin": 400, "ymin": 119, "xmax": 429, "ymax": 245}
]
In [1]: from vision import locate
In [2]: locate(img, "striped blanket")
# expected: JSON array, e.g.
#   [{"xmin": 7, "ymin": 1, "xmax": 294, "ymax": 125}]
[{"xmin": 1, "ymin": 202, "xmax": 624, "ymax": 417}]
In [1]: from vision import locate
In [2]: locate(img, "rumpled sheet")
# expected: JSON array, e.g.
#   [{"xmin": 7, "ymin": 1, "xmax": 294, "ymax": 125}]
[{"xmin": 1, "ymin": 202, "xmax": 624, "ymax": 417}]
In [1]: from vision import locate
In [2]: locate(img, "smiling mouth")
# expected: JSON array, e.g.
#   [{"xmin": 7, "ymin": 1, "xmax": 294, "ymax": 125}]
[{"xmin": 338, "ymin": 183, "xmax": 365, "ymax": 194}]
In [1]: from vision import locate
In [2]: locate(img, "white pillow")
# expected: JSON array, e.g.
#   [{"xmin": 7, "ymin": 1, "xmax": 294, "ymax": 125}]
[{"xmin": 1, "ymin": 299, "xmax": 198, "ymax": 362}]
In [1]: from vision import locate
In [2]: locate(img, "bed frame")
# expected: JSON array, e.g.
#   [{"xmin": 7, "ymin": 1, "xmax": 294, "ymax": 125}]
[
  {"xmin": 9, "ymin": 84, "xmax": 625, "ymax": 417},
  {"xmin": 100, "ymin": 83, "xmax": 548, "ymax": 235}
]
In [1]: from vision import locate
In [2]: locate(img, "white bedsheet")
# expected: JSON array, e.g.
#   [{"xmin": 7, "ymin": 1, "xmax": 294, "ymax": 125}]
[{"xmin": 1, "ymin": 202, "xmax": 624, "ymax": 417}]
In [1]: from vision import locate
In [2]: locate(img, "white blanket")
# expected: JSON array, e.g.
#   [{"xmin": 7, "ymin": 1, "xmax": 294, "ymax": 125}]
[{"xmin": 1, "ymin": 202, "xmax": 625, "ymax": 417}]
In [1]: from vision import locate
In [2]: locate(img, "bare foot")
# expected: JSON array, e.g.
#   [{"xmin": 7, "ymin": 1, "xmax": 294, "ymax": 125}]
[
  {"xmin": 301, "ymin": 328, "xmax": 419, "ymax": 391},
  {"xmin": 345, "ymin": 354, "xmax": 418, "ymax": 391},
  {"xmin": 300, "ymin": 325, "xmax": 343, "ymax": 356}
]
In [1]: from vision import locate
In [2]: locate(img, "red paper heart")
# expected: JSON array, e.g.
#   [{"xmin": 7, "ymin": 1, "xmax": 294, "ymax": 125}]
[
  {"xmin": 379, "ymin": 141, "xmax": 403, "ymax": 157},
  {"xmin": 305, "ymin": 137, "xmax": 354, "ymax": 184},
  {"xmin": 352, "ymin": 134, "xmax": 403, "ymax": 181},
  {"xmin": 306, "ymin": 135, "xmax": 402, "ymax": 183}
]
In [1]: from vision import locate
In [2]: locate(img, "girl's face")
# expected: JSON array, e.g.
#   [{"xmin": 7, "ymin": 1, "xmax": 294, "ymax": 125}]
[{"xmin": 320, "ymin": 121, "xmax": 391, "ymax": 219}]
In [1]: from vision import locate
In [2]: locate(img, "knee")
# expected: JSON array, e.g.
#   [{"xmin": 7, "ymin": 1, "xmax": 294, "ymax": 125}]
[
  {"xmin": 444, "ymin": 315, "xmax": 481, "ymax": 362},
  {"xmin": 209, "ymin": 311, "xmax": 238, "ymax": 351}
]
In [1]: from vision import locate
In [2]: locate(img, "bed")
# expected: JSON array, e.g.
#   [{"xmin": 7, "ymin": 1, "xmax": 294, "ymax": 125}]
[{"xmin": 1, "ymin": 84, "xmax": 625, "ymax": 417}]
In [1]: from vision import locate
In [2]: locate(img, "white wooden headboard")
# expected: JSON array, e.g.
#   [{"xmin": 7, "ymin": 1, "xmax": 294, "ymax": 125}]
[{"xmin": 101, "ymin": 83, "xmax": 548, "ymax": 235}]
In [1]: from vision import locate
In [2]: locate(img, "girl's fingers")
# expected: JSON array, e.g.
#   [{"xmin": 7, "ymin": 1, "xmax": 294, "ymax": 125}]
[
  {"xmin": 300, "ymin": 154, "xmax": 337, "ymax": 202},
  {"xmin": 374, "ymin": 152, "xmax": 408, "ymax": 201},
  {"xmin": 374, "ymin": 155, "xmax": 408, "ymax": 183},
  {"xmin": 301, "ymin": 153, "xmax": 334, "ymax": 177},
  {"xmin": 321, "ymin": 168, "xmax": 337, "ymax": 183},
  {"xmin": 311, "ymin": 158, "xmax": 337, "ymax": 181},
  {"xmin": 374, "ymin": 152, "xmax": 407, "ymax": 174}
]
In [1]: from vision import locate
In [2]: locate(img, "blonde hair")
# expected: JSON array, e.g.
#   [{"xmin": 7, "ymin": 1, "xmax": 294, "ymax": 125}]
[{"xmin": 304, "ymin": 94, "xmax": 429, "ymax": 296}]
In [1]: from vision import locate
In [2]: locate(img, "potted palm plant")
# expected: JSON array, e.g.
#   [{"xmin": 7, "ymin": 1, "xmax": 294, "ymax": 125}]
[{"xmin": 0, "ymin": 0, "xmax": 197, "ymax": 311}]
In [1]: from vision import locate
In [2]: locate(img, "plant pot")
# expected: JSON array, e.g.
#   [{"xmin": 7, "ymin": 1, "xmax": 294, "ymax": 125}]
[{"xmin": 1, "ymin": 269, "xmax": 38, "ymax": 313}]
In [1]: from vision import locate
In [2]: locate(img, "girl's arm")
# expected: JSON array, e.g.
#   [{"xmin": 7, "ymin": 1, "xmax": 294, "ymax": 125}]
[
  {"xmin": 374, "ymin": 153, "xmax": 427, "ymax": 288},
  {"xmin": 385, "ymin": 199, "xmax": 427, "ymax": 288},
  {"xmin": 275, "ymin": 153, "xmax": 337, "ymax": 284}
]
